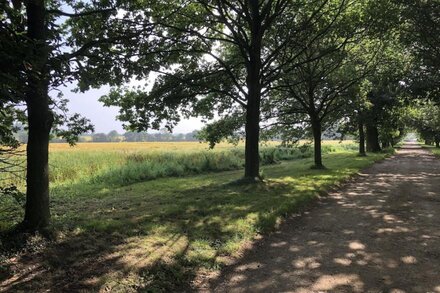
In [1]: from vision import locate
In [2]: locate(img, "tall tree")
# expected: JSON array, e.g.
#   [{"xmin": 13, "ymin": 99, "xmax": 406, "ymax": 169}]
[
  {"xmin": 101, "ymin": 0, "xmax": 342, "ymax": 181},
  {"xmin": 267, "ymin": 0, "xmax": 381, "ymax": 168},
  {"xmin": 1, "ymin": 0, "xmax": 147, "ymax": 231},
  {"xmin": 363, "ymin": 44, "xmax": 408, "ymax": 152}
]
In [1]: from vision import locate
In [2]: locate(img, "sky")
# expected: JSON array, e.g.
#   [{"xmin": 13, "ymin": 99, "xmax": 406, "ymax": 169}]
[{"xmin": 63, "ymin": 85, "xmax": 204, "ymax": 134}]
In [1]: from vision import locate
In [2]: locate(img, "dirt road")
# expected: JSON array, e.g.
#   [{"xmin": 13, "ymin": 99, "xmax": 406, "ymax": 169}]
[{"xmin": 209, "ymin": 143, "xmax": 440, "ymax": 292}]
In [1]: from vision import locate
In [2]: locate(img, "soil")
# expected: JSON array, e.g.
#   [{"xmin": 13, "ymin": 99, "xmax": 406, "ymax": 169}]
[{"xmin": 206, "ymin": 143, "xmax": 440, "ymax": 293}]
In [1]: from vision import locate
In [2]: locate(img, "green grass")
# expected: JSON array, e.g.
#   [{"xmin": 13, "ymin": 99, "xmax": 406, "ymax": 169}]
[
  {"xmin": 422, "ymin": 144, "xmax": 440, "ymax": 156},
  {"xmin": 2, "ymin": 142, "xmax": 358, "ymax": 188},
  {"xmin": 1, "ymin": 148, "xmax": 389, "ymax": 292}
]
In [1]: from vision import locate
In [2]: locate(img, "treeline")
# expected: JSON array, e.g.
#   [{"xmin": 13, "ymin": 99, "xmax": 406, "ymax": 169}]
[
  {"xmin": 15, "ymin": 129, "xmax": 343, "ymax": 144},
  {"xmin": 81, "ymin": 130, "xmax": 199, "ymax": 143},
  {"xmin": 51, "ymin": 130, "xmax": 199, "ymax": 143}
]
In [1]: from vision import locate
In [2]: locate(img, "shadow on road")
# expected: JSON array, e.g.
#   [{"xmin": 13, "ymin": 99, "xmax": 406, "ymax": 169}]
[{"xmin": 208, "ymin": 144, "xmax": 440, "ymax": 293}]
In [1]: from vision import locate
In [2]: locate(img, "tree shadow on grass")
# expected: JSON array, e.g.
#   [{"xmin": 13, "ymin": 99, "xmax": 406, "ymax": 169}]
[
  {"xmin": 0, "ymin": 180, "xmax": 308, "ymax": 291},
  {"xmin": 0, "ymin": 152, "xmax": 382, "ymax": 292}
]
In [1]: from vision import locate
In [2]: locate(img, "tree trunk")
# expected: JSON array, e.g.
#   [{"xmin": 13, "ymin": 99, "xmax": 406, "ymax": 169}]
[
  {"xmin": 244, "ymin": 93, "xmax": 261, "ymax": 180},
  {"xmin": 358, "ymin": 121, "xmax": 366, "ymax": 156},
  {"xmin": 243, "ymin": 0, "xmax": 262, "ymax": 181},
  {"xmin": 382, "ymin": 140, "xmax": 390, "ymax": 149},
  {"xmin": 311, "ymin": 117, "xmax": 324, "ymax": 169},
  {"xmin": 436, "ymin": 139, "xmax": 440, "ymax": 148},
  {"xmin": 22, "ymin": 0, "xmax": 52, "ymax": 231},
  {"xmin": 366, "ymin": 125, "xmax": 381, "ymax": 152}
]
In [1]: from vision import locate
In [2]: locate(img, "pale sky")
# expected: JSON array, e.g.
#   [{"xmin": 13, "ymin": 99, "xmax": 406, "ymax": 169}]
[{"xmin": 63, "ymin": 85, "xmax": 204, "ymax": 134}]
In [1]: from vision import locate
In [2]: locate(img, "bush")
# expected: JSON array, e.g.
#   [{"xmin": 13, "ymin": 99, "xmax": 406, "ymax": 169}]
[{"xmin": 0, "ymin": 185, "xmax": 25, "ymax": 230}]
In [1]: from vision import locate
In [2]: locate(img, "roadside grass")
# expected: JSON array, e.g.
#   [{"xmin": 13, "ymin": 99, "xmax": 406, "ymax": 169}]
[
  {"xmin": 0, "ymin": 149, "xmax": 389, "ymax": 292},
  {"xmin": 422, "ymin": 144, "xmax": 440, "ymax": 157}
]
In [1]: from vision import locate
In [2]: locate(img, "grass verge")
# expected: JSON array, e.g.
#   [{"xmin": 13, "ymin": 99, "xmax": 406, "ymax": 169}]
[
  {"xmin": 422, "ymin": 144, "xmax": 440, "ymax": 157},
  {"xmin": 1, "ymin": 150, "xmax": 389, "ymax": 292}
]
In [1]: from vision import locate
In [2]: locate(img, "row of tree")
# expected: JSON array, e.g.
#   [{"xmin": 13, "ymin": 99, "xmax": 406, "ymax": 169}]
[
  {"xmin": 1, "ymin": 0, "xmax": 439, "ymax": 232},
  {"xmin": 14, "ymin": 129, "xmax": 200, "ymax": 143}
]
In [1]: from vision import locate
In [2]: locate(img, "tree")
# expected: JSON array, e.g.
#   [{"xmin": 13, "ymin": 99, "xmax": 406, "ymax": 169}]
[
  {"xmin": 101, "ymin": 0, "xmax": 345, "ymax": 181},
  {"xmin": 1, "ymin": 0, "xmax": 148, "ymax": 231},
  {"xmin": 267, "ymin": 0, "xmax": 382, "ymax": 168},
  {"xmin": 363, "ymin": 45, "xmax": 408, "ymax": 152},
  {"xmin": 107, "ymin": 130, "xmax": 123, "ymax": 142},
  {"xmin": 409, "ymin": 102, "xmax": 440, "ymax": 147},
  {"xmin": 337, "ymin": 80, "xmax": 372, "ymax": 156},
  {"xmin": 397, "ymin": 0, "xmax": 440, "ymax": 102},
  {"xmin": 0, "ymin": 106, "xmax": 25, "ymax": 183},
  {"xmin": 92, "ymin": 133, "xmax": 109, "ymax": 143}
]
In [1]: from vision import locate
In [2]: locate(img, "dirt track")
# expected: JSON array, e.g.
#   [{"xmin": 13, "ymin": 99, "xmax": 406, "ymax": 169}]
[{"xmin": 208, "ymin": 143, "xmax": 440, "ymax": 292}]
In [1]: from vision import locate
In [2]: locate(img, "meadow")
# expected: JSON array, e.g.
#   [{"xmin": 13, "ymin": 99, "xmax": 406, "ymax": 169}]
[
  {"xmin": 0, "ymin": 141, "xmax": 392, "ymax": 292},
  {"xmin": 3, "ymin": 140, "xmax": 358, "ymax": 188}
]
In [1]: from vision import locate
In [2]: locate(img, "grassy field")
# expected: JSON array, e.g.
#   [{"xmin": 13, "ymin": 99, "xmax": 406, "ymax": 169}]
[
  {"xmin": 2, "ymin": 140, "xmax": 357, "ymax": 188},
  {"xmin": 0, "ymin": 141, "xmax": 392, "ymax": 292}
]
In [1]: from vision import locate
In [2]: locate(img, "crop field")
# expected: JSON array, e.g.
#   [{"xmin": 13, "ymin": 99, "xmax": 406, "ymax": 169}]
[{"xmin": 0, "ymin": 140, "xmax": 393, "ymax": 291}]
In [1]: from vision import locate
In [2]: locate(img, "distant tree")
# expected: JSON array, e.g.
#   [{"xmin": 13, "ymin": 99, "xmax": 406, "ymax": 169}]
[
  {"xmin": 107, "ymin": 130, "xmax": 123, "ymax": 142},
  {"xmin": 363, "ymin": 44, "xmax": 408, "ymax": 152},
  {"xmin": 185, "ymin": 131, "xmax": 199, "ymax": 142},
  {"xmin": 409, "ymin": 102, "xmax": 440, "ymax": 147},
  {"xmin": 92, "ymin": 133, "xmax": 109, "ymax": 143},
  {"xmin": 123, "ymin": 132, "xmax": 138, "ymax": 142}
]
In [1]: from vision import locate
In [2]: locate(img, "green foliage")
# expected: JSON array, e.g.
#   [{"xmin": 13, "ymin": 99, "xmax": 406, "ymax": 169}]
[
  {"xmin": 0, "ymin": 185, "xmax": 25, "ymax": 230},
  {"xmin": 407, "ymin": 101, "xmax": 440, "ymax": 145},
  {"xmin": 268, "ymin": 0, "xmax": 396, "ymax": 144},
  {"xmin": 397, "ymin": 0, "xmax": 440, "ymax": 101},
  {"xmin": 196, "ymin": 116, "xmax": 243, "ymax": 148}
]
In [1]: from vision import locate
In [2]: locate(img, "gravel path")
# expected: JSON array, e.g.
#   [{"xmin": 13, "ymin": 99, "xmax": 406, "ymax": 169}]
[{"xmin": 208, "ymin": 143, "xmax": 440, "ymax": 293}]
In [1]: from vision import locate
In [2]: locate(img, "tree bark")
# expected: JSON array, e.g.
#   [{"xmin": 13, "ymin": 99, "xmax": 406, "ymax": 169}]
[
  {"xmin": 366, "ymin": 124, "xmax": 381, "ymax": 152},
  {"xmin": 244, "ymin": 0, "xmax": 262, "ymax": 181},
  {"xmin": 311, "ymin": 117, "xmax": 324, "ymax": 169},
  {"xmin": 244, "ymin": 91, "xmax": 261, "ymax": 179},
  {"xmin": 22, "ymin": 0, "xmax": 52, "ymax": 231},
  {"xmin": 358, "ymin": 121, "xmax": 366, "ymax": 156}
]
